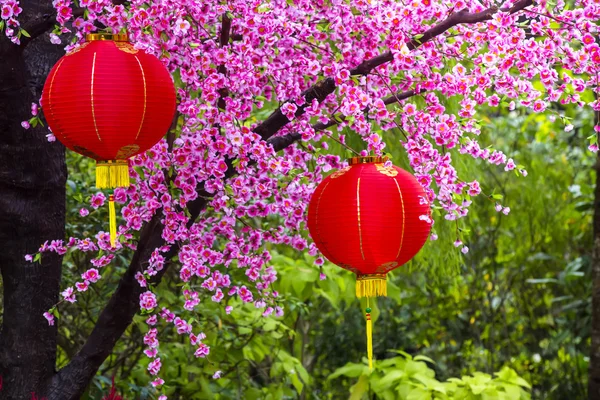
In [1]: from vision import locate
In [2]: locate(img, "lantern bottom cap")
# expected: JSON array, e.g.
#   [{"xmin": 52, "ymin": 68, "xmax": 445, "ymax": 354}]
[
  {"xmin": 356, "ymin": 274, "xmax": 387, "ymax": 298},
  {"xmin": 96, "ymin": 160, "xmax": 130, "ymax": 189}
]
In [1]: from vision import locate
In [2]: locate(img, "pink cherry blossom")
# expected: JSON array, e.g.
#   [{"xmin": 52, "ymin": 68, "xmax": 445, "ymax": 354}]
[
  {"xmin": 90, "ymin": 193, "xmax": 106, "ymax": 209},
  {"xmin": 139, "ymin": 291, "xmax": 157, "ymax": 311},
  {"xmin": 147, "ymin": 358, "xmax": 161, "ymax": 375},
  {"xmin": 61, "ymin": 287, "xmax": 76, "ymax": 303},
  {"xmin": 81, "ymin": 268, "xmax": 100, "ymax": 283},
  {"xmin": 43, "ymin": 312, "xmax": 55, "ymax": 326}
]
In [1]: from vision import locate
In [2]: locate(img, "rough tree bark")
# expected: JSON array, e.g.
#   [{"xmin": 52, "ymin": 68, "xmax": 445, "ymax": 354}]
[{"xmin": 0, "ymin": 2, "xmax": 66, "ymax": 399}]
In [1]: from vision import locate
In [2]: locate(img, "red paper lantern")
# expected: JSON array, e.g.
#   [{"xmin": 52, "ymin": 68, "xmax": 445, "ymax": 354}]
[
  {"xmin": 42, "ymin": 33, "xmax": 176, "ymax": 245},
  {"xmin": 307, "ymin": 156, "xmax": 431, "ymax": 367},
  {"xmin": 42, "ymin": 33, "xmax": 176, "ymax": 185}
]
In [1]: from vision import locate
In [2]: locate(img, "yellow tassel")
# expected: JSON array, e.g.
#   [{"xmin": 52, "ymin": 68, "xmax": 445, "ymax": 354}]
[
  {"xmin": 356, "ymin": 274, "xmax": 387, "ymax": 298},
  {"xmin": 366, "ymin": 311, "xmax": 373, "ymax": 369},
  {"xmin": 96, "ymin": 164, "xmax": 109, "ymax": 189},
  {"xmin": 96, "ymin": 160, "xmax": 130, "ymax": 189},
  {"xmin": 109, "ymin": 164, "xmax": 118, "ymax": 188},
  {"xmin": 108, "ymin": 194, "xmax": 116, "ymax": 247}
]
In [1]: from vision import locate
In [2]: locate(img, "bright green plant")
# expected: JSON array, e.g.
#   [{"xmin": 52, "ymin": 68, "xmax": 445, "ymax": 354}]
[{"xmin": 329, "ymin": 352, "xmax": 531, "ymax": 400}]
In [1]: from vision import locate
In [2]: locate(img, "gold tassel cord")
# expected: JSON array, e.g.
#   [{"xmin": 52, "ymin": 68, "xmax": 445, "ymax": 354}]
[
  {"xmin": 366, "ymin": 304, "xmax": 373, "ymax": 370},
  {"xmin": 357, "ymin": 275, "xmax": 386, "ymax": 369},
  {"xmin": 356, "ymin": 274, "xmax": 387, "ymax": 298},
  {"xmin": 96, "ymin": 160, "xmax": 130, "ymax": 189},
  {"xmin": 96, "ymin": 160, "xmax": 127, "ymax": 248},
  {"xmin": 108, "ymin": 194, "xmax": 116, "ymax": 247}
]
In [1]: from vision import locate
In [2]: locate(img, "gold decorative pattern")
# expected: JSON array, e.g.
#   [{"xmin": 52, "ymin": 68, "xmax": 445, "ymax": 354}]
[
  {"xmin": 66, "ymin": 42, "xmax": 90, "ymax": 56},
  {"xmin": 357, "ymin": 177, "xmax": 365, "ymax": 260},
  {"xmin": 349, "ymin": 156, "xmax": 388, "ymax": 165},
  {"xmin": 375, "ymin": 261, "xmax": 398, "ymax": 274},
  {"xmin": 91, "ymin": 52, "xmax": 102, "ymax": 141},
  {"xmin": 330, "ymin": 166, "xmax": 350, "ymax": 179},
  {"xmin": 73, "ymin": 145, "xmax": 101, "ymax": 159},
  {"xmin": 97, "ymin": 159, "xmax": 128, "ymax": 166},
  {"xmin": 393, "ymin": 177, "xmax": 405, "ymax": 259},
  {"xmin": 133, "ymin": 55, "xmax": 146, "ymax": 139},
  {"xmin": 115, "ymin": 144, "xmax": 140, "ymax": 159},
  {"xmin": 115, "ymin": 42, "xmax": 139, "ymax": 54},
  {"xmin": 357, "ymin": 273, "xmax": 387, "ymax": 281},
  {"xmin": 339, "ymin": 264, "xmax": 360, "ymax": 274},
  {"xmin": 86, "ymin": 33, "xmax": 129, "ymax": 42},
  {"xmin": 375, "ymin": 163, "xmax": 398, "ymax": 177}
]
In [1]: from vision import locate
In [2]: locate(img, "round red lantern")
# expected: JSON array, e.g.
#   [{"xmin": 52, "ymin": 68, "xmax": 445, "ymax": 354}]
[
  {"xmin": 42, "ymin": 33, "xmax": 176, "ymax": 245},
  {"xmin": 307, "ymin": 156, "xmax": 431, "ymax": 367}
]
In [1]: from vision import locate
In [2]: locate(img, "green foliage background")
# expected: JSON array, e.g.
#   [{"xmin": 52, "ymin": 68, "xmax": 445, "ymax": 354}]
[{"xmin": 55, "ymin": 97, "xmax": 594, "ymax": 399}]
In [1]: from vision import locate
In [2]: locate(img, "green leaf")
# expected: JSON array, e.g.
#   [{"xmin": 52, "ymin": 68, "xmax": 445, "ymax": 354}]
[
  {"xmin": 349, "ymin": 374, "xmax": 369, "ymax": 400},
  {"xmin": 406, "ymin": 387, "xmax": 431, "ymax": 400},
  {"xmin": 328, "ymin": 363, "xmax": 367, "ymax": 379},
  {"xmin": 290, "ymin": 372, "xmax": 304, "ymax": 394},
  {"xmin": 378, "ymin": 370, "xmax": 406, "ymax": 388},
  {"xmin": 414, "ymin": 355, "xmax": 436, "ymax": 364},
  {"xmin": 390, "ymin": 350, "xmax": 413, "ymax": 360},
  {"xmin": 20, "ymin": 29, "xmax": 31, "ymax": 38}
]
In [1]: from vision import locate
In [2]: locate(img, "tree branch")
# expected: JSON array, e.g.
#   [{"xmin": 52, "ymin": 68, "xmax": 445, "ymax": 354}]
[
  {"xmin": 217, "ymin": 13, "xmax": 231, "ymax": 110},
  {"xmin": 48, "ymin": 1, "xmax": 534, "ymax": 396},
  {"xmin": 252, "ymin": 0, "xmax": 533, "ymax": 142},
  {"xmin": 20, "ymin": 0, "xmax": 128, "ymax": 47},
  {"xmin": 20, "ymin": 8, "xmax": 86, "ymax": 47}
]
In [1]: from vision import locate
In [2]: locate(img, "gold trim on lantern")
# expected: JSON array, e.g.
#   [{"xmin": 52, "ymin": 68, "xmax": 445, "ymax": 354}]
[
  {"xmin": 47, "ymin": 58, "xmax": 66, "ymax": 141},
  {"xmin": 66, "ymin": 41, "xmax": 91, "ymax": 56},
  {"xmin": 348, "ymin": 156, "xmax": 389, "ymax": 165},
  {"xmin": 356, "ymin": 274, "xmax": 387, "ymax": 298},
  {"xmin": 330, "ymin": 166, "xmax": 351, "ymax": 179},
  {"xmin": 357, "ymin": 178, "xmax": 365, "ymax": 260},
  {"xmin": 375, "ymin": 163, "xmax": 398, "ymax": 177},
  {"xmin": 133, "ymin": 55, "xmax": 147, "ymax": 139},
  {"xmin": 393, "ymin": 178, "xmax": 405, "ymax": 258},
  {"xmin": 115, "ymin": 42, "xmax": 139, "ymax": 54},
  {"xmin": 96, "ymin": 160, "xmax": 130, "ymax": 189},
  {"xmin": 86, "ymin": 33, "xmax": 129, "ymax": 42},
  {"xmin": 90, "ymin": 52, "xmax": 102, "ymax": 142}
]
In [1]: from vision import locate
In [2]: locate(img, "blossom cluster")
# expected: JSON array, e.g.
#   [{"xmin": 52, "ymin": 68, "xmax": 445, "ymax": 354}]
[{"xmin": 0, "ymin": 0, "xmax": 22, "ymax": 43}]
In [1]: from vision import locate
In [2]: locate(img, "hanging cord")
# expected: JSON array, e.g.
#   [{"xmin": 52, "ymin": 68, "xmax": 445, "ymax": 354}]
[
  {"xmin": 366, "ymin": 298, "xmax": 373, "ymax": 369},
  {"xmin": 108, "ymin": 194, "xmax": 116, "ymax": 247}
]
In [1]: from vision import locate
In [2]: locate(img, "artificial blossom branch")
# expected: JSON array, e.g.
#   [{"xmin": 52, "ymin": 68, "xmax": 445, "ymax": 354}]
[{"xmin": 49, "ymin": 1, "xmax": 536, "ymax": 396}]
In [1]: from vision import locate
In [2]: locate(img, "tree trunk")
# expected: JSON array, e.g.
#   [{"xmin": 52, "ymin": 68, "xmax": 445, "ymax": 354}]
[{"xmin": 0, "ymin": 23, "xmax": 66, "ymax": 399}]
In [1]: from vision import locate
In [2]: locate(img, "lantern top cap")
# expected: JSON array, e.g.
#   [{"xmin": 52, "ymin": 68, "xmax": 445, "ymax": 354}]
[
  {"xmin": 348, "ymin": 156, "xmax": 389, "ymax": 165},
  {"xmin": 86, "ymin": 33, "xmax": 129, "ymax": 42}
]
